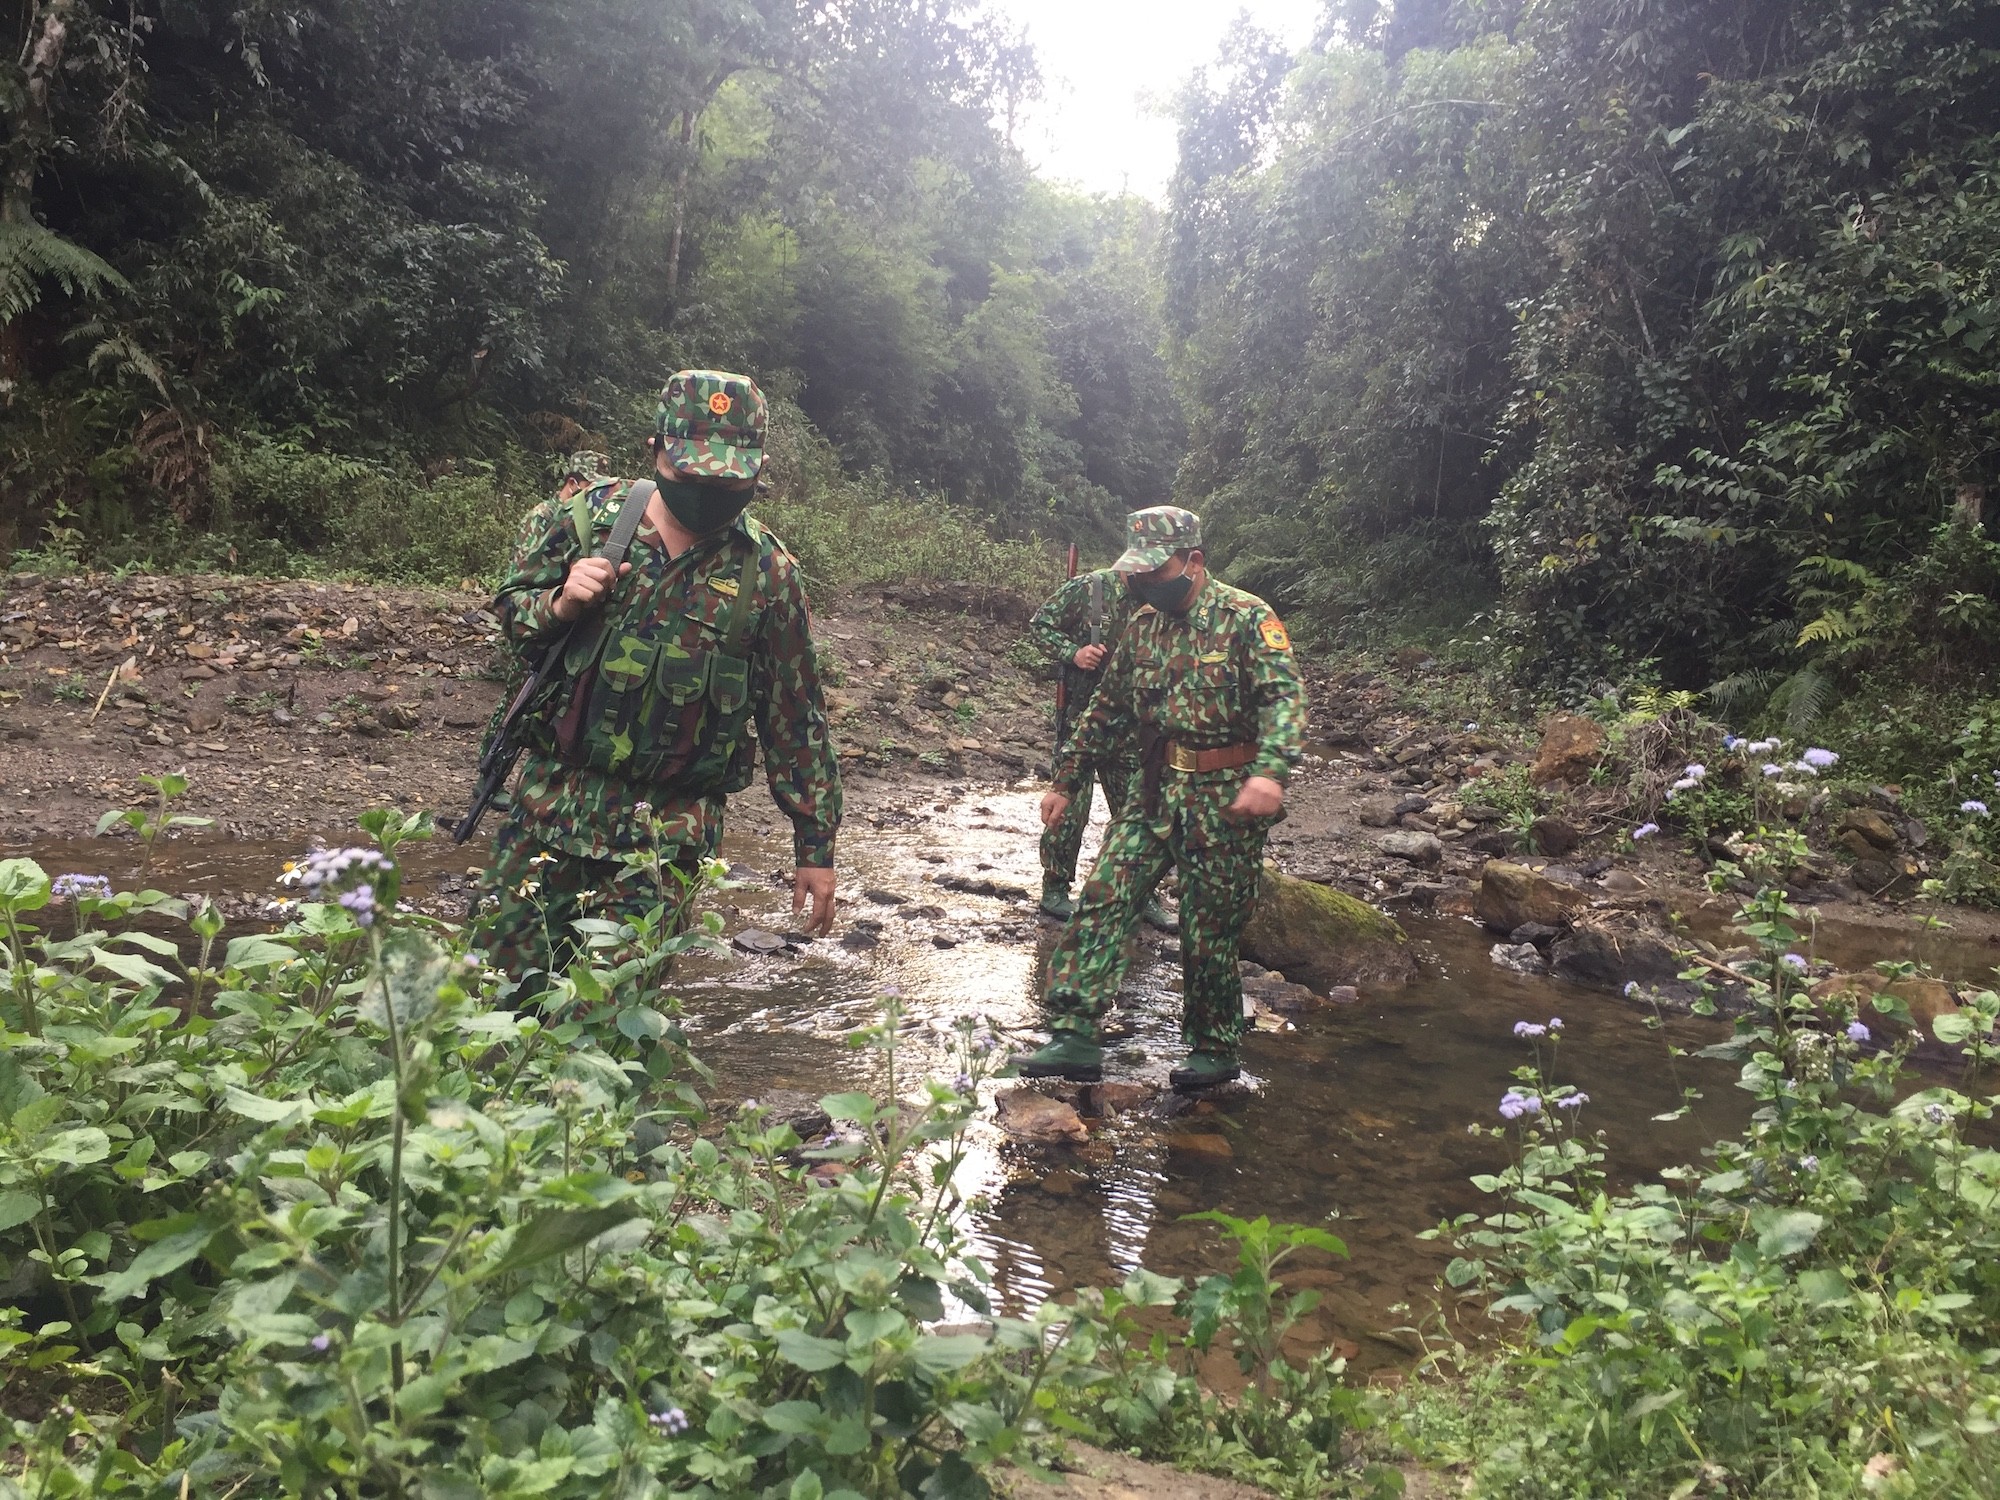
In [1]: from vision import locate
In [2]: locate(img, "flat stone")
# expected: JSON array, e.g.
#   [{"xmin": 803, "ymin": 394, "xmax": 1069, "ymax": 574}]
[
  {"xmin": 995, "ymin": 1088, "xmax": 1089, "ymax": 1144},
  {"xmin": 1085, "ymin": 1082, "xmax": 1157, "ymax": 1116},
  {"xmin": 1836, "ymin": 808, "xmax": 1899, "ymax": 852},
  {"xmin": 1475, "ymin": 861, "xmax": 1590, "ymax": 932},
  {"xmin": 1509, "ymin": 922, "xmax": 1562, "ymax": 946},
  {"xmin": 732, "ymin": 927, "xmax": 790, "ymax": 954},
  {"xmin": 1166, "ymin": 1132, "xmax": 1234, "ymax": 1162},
  {"xmin": 1490, "ymin": 942, "xmax": 1547, "ymax": 975},
  {"xmin": 1601, "ymin": 869, "xmax": 1649, "ymax": 893},
  {"xmin": 1379, "ymin": 831, "xmax": 1443, "ymax": 866},
  {"xmin": 1549, "ymin": 922, "xmax": 1690, "ymax": 997}
]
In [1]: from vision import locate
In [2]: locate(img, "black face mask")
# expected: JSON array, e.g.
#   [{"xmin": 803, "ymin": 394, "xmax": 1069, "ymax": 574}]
[
  {"xmin": 1128, "ymin": 570, "xmax": 1196, "ymax": 613},
  {"xmin": 658, "ymin": 476, "xmax": 751, "ymax": 535}
]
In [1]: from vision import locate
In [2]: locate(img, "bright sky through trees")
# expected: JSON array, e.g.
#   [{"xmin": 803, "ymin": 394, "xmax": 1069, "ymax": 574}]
[{"xmin": 997, "ymin": 0, "xmax": 1322, "ymax": 198}]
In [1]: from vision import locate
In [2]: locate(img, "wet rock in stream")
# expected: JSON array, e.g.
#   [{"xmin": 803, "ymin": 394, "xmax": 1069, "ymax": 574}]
[
  {"xmin": 1241, "ymin": 865, "xmax": 1415, "ymax": 987},
  {"xmin": 1475, "ymin": 860, "xmax": 1592, "ymax": 932},
  {"xmin": 995, "ymin": 1088, "xmax": 1089, "ymax": 1144}
]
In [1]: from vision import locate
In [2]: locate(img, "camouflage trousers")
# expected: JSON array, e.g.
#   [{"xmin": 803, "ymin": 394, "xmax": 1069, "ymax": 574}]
[
  {"xmin": 476, "ymin": 816, "xmax": 705, "ymax": 999},
  {"xmin": 1044, "ymin": 780, "xmax": 1274, "ymax": 1056},
  {"xmin": 1039, "ymin": 755, "xmax": 1141, "ymax": 891}
]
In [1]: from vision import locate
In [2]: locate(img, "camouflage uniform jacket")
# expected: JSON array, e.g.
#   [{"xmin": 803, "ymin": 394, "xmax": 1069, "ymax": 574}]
[
  {"xmin": 493, "ymin": 487, "xmax": 842, "ymax": 867},
  {"xmin": 1053, "ymin": 576, "xmax": 1305, "ymax": 813},
  {"xmin": 1029, "ymin": 568, "xmax": 1144, "ymax": 681}
]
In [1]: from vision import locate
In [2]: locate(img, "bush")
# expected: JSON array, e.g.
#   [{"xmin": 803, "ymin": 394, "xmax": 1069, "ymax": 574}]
[
  {"xmin": 0, "ymin": 806, "xmax": 1384, "ymax": 1498},
  {"xmin": 1401, "ymin": 886, "xmax": 2000, "ymax": 1498}
]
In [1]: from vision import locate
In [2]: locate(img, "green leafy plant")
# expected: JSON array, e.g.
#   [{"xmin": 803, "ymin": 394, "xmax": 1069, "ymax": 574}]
[{"xmin": 93, "ymin": 772, "xmax": 215, "ymax": 869}]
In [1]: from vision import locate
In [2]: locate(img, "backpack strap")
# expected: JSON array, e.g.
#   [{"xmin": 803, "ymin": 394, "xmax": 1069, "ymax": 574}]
[
  {"xmin": 599, "ymin": 481, "xmax": 655, "ymax": 566},
  {"xmin": 716, "ymin": 534, "xmax": 765, "ymax": 660}
]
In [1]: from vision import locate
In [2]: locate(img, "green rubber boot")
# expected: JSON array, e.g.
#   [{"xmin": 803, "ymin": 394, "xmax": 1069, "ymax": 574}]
[
  {"xmin": 1169, "ymin": 1051, "xmax": 1240, "ymax": 1092},
  {"xmin": 1141, "ymin": 898, "xmax": 1178, "ymax": 933},
  {"xmin": 1039, "ymin": 883, "xmax": 1076, "ymax": 920},
  {"xmin": 1011, "ymin": 1033, "xmax": 1104, "ymax": 1082}
]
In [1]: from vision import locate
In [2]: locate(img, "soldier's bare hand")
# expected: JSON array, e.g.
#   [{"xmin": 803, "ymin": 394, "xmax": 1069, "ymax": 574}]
[
  {"xmin": 1040, "ymin": 791, "xmax": 1071, "ymax": 828},
  {"xmin": 553, "ymin": 557, "xmax": 632, "ymax": 621},
  {"xmin": 1072, "ymin": 643, "xmax": 1107, "ymax": 671},
  {"xmin": 1226, "ymin": 775, "xmax": 1285, "ymax": 822},
  {"xmin": 793, "ymin": 867, "xmax": 837, "ymax": 937}
]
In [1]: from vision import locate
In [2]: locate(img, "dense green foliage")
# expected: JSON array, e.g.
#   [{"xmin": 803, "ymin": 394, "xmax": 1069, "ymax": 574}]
[
  {"xmin": 1400, "ymin": 888, "xmax": 2000, "ymax": 1497},
  {"xmin": 0, "ymin": 810, "xmax": 1398, "ymax": 1497},
  {"xmin": 0, "ymin": 1, "xmax": 1182, "ymax": 573},
  {"xmin": 1168, "ymin": 0, "xmax": 2000, "ymax": 719}
]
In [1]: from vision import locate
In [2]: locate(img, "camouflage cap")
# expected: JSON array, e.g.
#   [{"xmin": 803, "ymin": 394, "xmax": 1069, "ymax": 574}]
[
  {"xmin": 560, "ymin": 450, "xmax": 612, "ymax": 484},
  {"xmin": 656, "ymin": 369, "xmax": 768, "ymax": 481},
  {"xmin": 1112, "ymin": 505, "xmax": 1203, "ymax": 573}
]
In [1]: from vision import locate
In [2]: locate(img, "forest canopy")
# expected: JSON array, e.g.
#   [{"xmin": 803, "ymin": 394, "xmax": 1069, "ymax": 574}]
[
  {"xmin": 4, "ymin": 0, "xmax": 2000, "ymax": 728},
  {"xmin": 0, "ymin": 0, "xmax": 1182, "ymax": 569},
  {"xmin": 1168, "ymin": 0, "xmax": 2000, "ymax": 716}
]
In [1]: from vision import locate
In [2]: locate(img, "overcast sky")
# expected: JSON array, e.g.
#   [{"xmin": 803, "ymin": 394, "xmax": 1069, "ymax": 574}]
[{"xmin": 997, "ymin": 0, "xmax": 1324, "ymax": 200}]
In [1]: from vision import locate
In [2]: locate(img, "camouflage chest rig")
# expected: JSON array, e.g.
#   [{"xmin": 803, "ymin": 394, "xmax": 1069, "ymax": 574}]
[{"xmin": 528, "ymin": 482, "xmax": 767, "ymax": 799}]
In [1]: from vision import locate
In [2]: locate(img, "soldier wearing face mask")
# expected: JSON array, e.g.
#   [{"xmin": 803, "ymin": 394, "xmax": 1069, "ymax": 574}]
[
  {"xmin": 1014, "ymin": 505, "xmax": 1306, "ymax": 1092},
  {"xmin": 476, "ymin": 370, "xmax": 842, "ymax": 995}
]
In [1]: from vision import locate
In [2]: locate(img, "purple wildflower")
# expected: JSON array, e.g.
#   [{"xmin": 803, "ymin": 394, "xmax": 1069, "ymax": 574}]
[
  {"xmin": 1633, "ymin": 822, "xmax": 1660, "ymax": 840},
  {"xmin": 310, "ymin": 1333, "xmax": 331, "ymax": 1352},
  {"xmin": 337, "ymin": 883, "xmax": 376, "ymax": 927},
  {"xmin": 1555, "ymin": 1093, "xmax": 1589, "ymax": 1111},
  {"xmin": 1684, "ymin": 763, "xmax": 1707, "ymax": 781},
  {"xmin": 1670, "ymin": 777, "xmax": 1698, "ymax": 794},
  {"xmin": 1762, "ymin": 763, "xmax": 1784, "ymax": 778},
  {"xmin": 50, "ymin": 873, "xmax": 112, "ymax": 902},
  {"xmin": 1846, "ymin": 1021, "xmax": 1871, "ymax": 1043},
  {"xmin": 1962, "ymin": 800, "xmax": 1990, "ymax": 817},
  {"xmin": 1798, "ymin": 1154, "xmax": 1819, "ymax": 1173},
  {"xmin": 1548, "ymin": 1018, "xmax": 1563, "ymax": 1030},
  {"xmin": 292, "ymin": 845, "xmax": 392, "ymax": 896},
  {"xmin": 1924, "ymin": 1102, "xmax": 1949, "ymax": 1125},
  {"xmin": 1499, "ymin": 1090, "xmax": 1541, "ymax": 1120},
  {"xmin": 1623, "ymin": 981, "xmax": 1639, "ymax": 997},
  {"xmin": 1513, "ymin": 1021, "xmax": 1547, "ymax": 1038},
  {"xmin": 1723, "ymin": 735, "xmax": 1742, "ymax": 750},
  {"xmin": 649, "ymin": 1406, "xmax": 690, "ymax": 1435},
  {"xmin": 952, "ymin": 1073, "xmax": 973, "ymax": 1094},
  {"xmin": 1780, "ymin": 954, "xmax": 1808, "ymax": 972},
  {"xmin": 1802, "ymin": 748, "xmax": 1839, "ymax": 770}
]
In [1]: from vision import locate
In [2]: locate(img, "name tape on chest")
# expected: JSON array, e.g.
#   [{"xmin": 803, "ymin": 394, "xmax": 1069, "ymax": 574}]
[{"xmin": 1259, "ymin": 616, "xmax": 1291, "ymax": 651}]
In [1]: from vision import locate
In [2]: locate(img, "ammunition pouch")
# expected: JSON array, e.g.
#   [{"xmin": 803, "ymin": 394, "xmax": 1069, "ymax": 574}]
[{"xmin": 530, "ymin": 540, "xmax": 763, "ymax": 798}]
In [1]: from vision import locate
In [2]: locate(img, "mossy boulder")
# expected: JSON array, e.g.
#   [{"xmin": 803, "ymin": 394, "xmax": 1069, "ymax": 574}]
[{"xmin": 1242, "ymin": 864, "xmax": 1415, "ymax": 988}]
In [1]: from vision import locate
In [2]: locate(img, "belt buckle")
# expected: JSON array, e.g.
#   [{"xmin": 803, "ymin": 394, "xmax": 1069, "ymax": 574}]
[{"xmin": 1167, "ymin": 744, "xmax": 1200, "ymax": 773}]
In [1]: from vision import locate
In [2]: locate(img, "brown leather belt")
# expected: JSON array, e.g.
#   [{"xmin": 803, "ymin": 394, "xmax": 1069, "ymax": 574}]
[{"xmin": 1165, "ymin": 741, "xmax": 1257, "ymax": 773}]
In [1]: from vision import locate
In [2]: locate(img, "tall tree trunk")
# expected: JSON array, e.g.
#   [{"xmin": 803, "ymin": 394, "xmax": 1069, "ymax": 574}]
[
  {"xmin": 2, "ymin": 0, "xmax": 76, "ymax": 387},
  {"xmin": 663, "ymin": 107, "xmax": 695, "ymax": 314}
]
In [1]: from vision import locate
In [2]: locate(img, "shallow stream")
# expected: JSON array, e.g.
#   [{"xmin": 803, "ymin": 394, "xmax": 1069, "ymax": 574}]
[{"xmin": 10, "ymin": 788, "xmax": 1997, "ymax": 1372}]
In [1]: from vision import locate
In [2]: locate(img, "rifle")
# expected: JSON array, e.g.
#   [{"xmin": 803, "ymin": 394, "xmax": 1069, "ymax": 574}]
[
  {"xmin": 453, "ymin": 480, "xmax": 657, "ymax": 845},
  {"xmin": 1052, "ymin": 542, "xmax": 1079, "ymax": 751}
]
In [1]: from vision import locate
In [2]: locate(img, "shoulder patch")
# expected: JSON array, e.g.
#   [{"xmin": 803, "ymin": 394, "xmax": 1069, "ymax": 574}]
[{"xmin": 1259, "ymin": 616, "xmax": 1291, "ymax": 651}]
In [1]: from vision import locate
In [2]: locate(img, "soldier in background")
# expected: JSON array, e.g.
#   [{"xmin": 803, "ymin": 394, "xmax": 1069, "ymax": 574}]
[
  {"xmin": 1028, "ymin": 563, "xmax": 1145, "ymax": 919},
  {"xmin": 1014, "ymin": 506, "xmax": 1306, "ymax": 1092},
  {"xmin": 477, "ymin": 373, "xmax": 841, "ymax": 991}
]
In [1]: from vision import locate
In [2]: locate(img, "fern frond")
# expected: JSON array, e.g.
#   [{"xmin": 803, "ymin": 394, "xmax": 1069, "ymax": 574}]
[
  {"xmin": 0, "ymin": 222, "xmax": 128, "ymax": 323},
  {"xmin": 1706, "ymin": 669, "xmax": 1783, "ymax": 716},
  {"xmin": 1768, "ymin": 666, "xmax": 1833, "ymax": 734},
  {"xmin": 1797, "ymin": 611, "xmax": 1854, "ymax": 646}
]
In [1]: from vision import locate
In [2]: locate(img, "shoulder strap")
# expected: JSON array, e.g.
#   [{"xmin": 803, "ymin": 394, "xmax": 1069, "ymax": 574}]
[
  {"xmin": 718, "ymin": 534, "xmax": 764, "ymax": 659},
  {"xmin": 598, "ymin": 480, "xmax": 654, "ymax": 565}
]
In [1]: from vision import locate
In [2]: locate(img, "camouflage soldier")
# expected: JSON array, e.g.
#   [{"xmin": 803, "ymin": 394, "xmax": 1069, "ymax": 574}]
[
  {"xmin": 478, "ymin": 372, "xmax": 842, "ymax": 991},
  {"xmin": 1015, "ymin": 506, "xmax": 1306, "ymax": 1091},
  {"xmin": 1027, "ymin": 567, "xmax": 1147, "ymax": 919}
]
